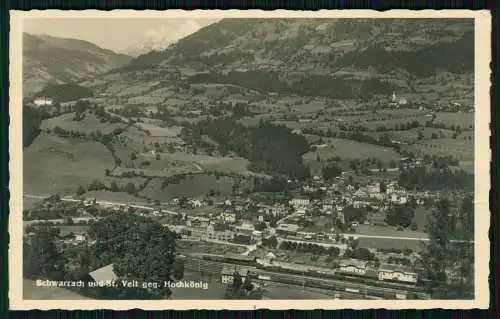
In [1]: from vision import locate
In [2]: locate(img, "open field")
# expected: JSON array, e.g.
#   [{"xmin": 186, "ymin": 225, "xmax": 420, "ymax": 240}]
[
  {"xmin": 111, "ymin": 166, "xmax": 198, "ymax": 179},
  {"xmin": 101, "ymin": 176, "xmax": 148, "ymax": 188},
  {"xmin": 412, "ymin": 207, "xmax": 432, "ymax": 231},
  {"xmin": 159, "ymin": 152, "xmax": 250, "ymax": 174},
  {"xmin": 23, "ymin": 197, "xmax": 42, "ymax": 210},
  {"xmin": 361, "ymin": 115, "xmax": 430, "ymax": 131},
  {"xmin": 23, "ymin": 280, "xmax": 93, "ymax": 300},
  {"xmin": 40, "ymin": 112, "xmax": 127, "ymax": 135},
  {"xmin": 358, "ymin": 237, "xmax": 426, "ymax": 252},
  {"xmin": 133, "ymin": 123, "xmax": 182, "ymax": 137},
  {"xmin": 300, "ymin": 215, "xmax": 336, "ymax": 233},
  {"xmin": 354, "ymin": 225, "xmax": 428, "ymax": 239},
  {"xmin": 412, "ymin": 138, "xmax": 474, "ymax": 161},
  {"xmin": 303, "ymin": 136, "xmax": 400, "ymax": 162},
  {"xmin": 24, "ymin": 134, "xmax": 114, "ymax": 195},
  {"xmin": 140, "ymin": 174, "xmax": 248, "ymax": 201},
  {"xmin": 434, "ymin": 112, "xmax": 474, "ymax": 128},
  {"xmin": 459, "ymin": 160, "xmax": 474, "ymax": 173},
  {"xmin": 84, "ymin": 190, "xmax": 144, "ymax": 204}
]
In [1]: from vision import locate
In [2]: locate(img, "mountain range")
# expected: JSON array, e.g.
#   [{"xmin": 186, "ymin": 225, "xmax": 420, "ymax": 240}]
[
  {"xmin": 23, "ymin": 33, "xmax": 133, "ymax": 97},
  {"xmin": 23, "ymin": 18, "xmax": 474, "ymax": 102},
  {"xmin": 87, "ymin": 18, "xmax": 474, "ymax": 103}
]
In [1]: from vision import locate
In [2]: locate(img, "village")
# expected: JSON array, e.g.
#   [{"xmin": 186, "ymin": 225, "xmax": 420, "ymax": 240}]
[{"xmin": 23, "ymin": 154, "xmax": 472, "ymax": 300}]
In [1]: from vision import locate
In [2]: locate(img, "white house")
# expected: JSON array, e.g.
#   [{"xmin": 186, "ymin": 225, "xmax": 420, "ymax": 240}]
[
  {"xmin": 378, "ymin": 264, "xmax": 418, "ymax": 284},
  {"xmin": 367, "ymin": 183, "xmax": 380, "ymax": 194},
  {"xmin": 289, "ymin": 198, "xmax": 310, "ymax": 208},
  {"xmin": 219, "ymin": 212, "xmax": 237, "ymax": 223},
  {"xmin": 83, "ymin": 198, "xmax": 96, "ymax": 207},
  {"xmin": 390, "ymin": 193, "xmax": 408, "ymax": 205},
  {"xmin": 189, "ymin": 199, "xmax": 203, "ymax": 208},
  {"xmin": 33, "ymin": 97, "xmax": 54, "ymax": 106},
  {"xmin": 338, "ymin": 259, "xmax": 368, "ymax": 276}
]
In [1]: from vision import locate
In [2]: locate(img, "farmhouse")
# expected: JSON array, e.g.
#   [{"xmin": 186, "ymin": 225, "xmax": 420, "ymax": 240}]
[
  {"xmin": 33, "ymin": 97, "xmax": 54, "ymax": 106},
  {"xmin": 221, "ymin": 266, "xmax": 250, "ymax": 284},
  {"xmin": 378, "ymin": 264, "xmax": 418, "ymax": 284}
]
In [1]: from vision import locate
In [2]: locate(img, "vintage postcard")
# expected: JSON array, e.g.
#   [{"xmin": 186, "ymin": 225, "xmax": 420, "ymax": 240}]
[{"xmin": 9, "ymin": 9, "xmax": 491, "ymax": 310}]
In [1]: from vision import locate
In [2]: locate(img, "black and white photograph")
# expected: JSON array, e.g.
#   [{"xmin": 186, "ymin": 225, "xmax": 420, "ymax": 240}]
[{"xmin": 9, "ymin": 10, "xmax": 490, "ymax": 310}]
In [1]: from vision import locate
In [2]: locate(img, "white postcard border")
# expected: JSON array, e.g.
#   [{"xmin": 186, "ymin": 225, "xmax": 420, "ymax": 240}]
[{"xmin": 8, "ymin": 9, "xmax": 492, "ymax": 310}]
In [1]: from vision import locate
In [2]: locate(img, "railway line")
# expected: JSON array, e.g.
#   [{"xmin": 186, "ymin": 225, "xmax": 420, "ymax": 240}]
[{"xmin": 183, "ymin": 256, "xmax": 431, "ymax": 300}]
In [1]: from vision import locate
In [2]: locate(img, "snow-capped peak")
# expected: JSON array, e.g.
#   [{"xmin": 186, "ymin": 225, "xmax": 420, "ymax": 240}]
[{"xmin": 125, "ymin": 20, "xmax": 207, "ymax": 56}]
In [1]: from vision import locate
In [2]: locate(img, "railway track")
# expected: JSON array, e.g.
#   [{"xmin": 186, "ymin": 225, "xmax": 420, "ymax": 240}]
[{"xmin": 183, "ymin": 257, "xmax": 431, "ymax": 299}]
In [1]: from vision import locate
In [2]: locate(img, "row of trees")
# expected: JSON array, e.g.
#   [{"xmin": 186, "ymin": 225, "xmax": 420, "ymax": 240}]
[
  {"xmin": 279, "ymin": 241, "xmax": 341, "ymax": 257},
  {"xmin": 77, "ymin": 179, "xmax": 145, "ymax": 196}
]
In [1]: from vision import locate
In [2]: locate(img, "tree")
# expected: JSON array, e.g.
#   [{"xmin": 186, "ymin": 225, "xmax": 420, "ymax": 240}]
[
  {"xmin": 88, "ymin": 179, "xmax": 105, "ymax": 191},
  {"xmin": 262, "ymin": 235, "xmax": 278, "ymax": 249},
  {"xmin": 343, "ymin": 206, "xmax": 368, "ymax": 224},
  {"xmin": 23, "ymin": 225, "xmax": 66, "ymax": 280},
  {"xmin": 459, "ymin": 195, "xmax": 474, "ymax": 236},
  {"xmin": 321, "ymin": 163, "xmax": 342, "ymax": 180},
  {"xmin": 87, "ymin": 214, "xmax": 179, "ymax": 298},
  {"xmin": 110, "ymin": 181, "xmax": 119, "ymax": 192},
  {"xmin": 123, "ymin": 183, "xmax": 136, "ymax": 194},
  {"xmin": 172, "ymin": 259, "xmax": 185, "ymax": 280},
  {"xmin": 410, "ymin": 222, "xmax": 418, "ymax": 231},
  {"xmin": 385, "ymin": 204, "xmax": 414, "ymax": 228},
  {"xmin": 350, "ymin": 238, "xmax": 359, "ymax": 250},
  {"xmin": 418, "ymin": 130, "xmax": 424, "ymax": 140},
  {"xmin": 76, "ymin": 185, "xmax": 86, "ymax": 196},
  {"xmin": 420, "ymin": 198, "xmax": 453, "ymax": 296},
  {"xmin": 379, "ymin": 181, "xmax": 387, "ymax": 193},
  {"xmin": 254, "ymin": 222, "xmax": 266, "ymax": 231}
]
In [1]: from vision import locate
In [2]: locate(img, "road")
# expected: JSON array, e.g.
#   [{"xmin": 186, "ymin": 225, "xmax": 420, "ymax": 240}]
[
  {"xmin": 24, "ymin": 194, "xmax": 179, "ymax": 215},
  {"xmin": 23, "ymin": 193, "xmax": 473, "ymax": 244}
]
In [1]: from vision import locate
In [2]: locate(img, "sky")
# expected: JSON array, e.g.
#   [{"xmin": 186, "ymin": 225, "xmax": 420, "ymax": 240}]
[{"xmin": 23, "ymin": 18, "xmax": 219, "ymax": 55}]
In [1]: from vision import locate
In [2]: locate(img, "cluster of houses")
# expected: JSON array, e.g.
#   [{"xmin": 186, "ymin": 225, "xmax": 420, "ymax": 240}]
[{"xmin": 150, "ymin": 175, "xmax": 433, "ymax": 247}]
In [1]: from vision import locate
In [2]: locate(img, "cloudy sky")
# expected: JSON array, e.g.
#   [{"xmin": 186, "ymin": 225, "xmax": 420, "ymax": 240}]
[{"xmin": 23, "ymin": 18, "xmax": 219, "ymax": 55}]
